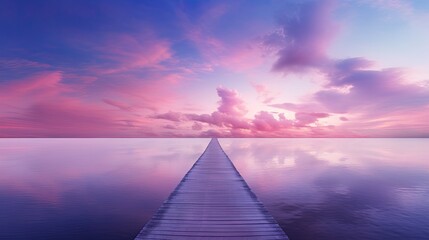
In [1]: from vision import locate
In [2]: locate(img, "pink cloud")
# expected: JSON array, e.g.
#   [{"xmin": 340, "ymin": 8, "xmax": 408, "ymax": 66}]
[
  {"xmin": 270, "ymin": 102, "xmax": 326, "ymax": 113},
  {"xmin": 295, "ymin": 112, "xmax": 330, "ymax": 126},
  {"xmin": 272, "ymin": 59, "xmax": 429, "ymax": 136},
  {"xmin": 0, "ymin": 71, "xmax": 67, "ymax": 101},
  {"xmin": 219, "ymin": 45, "xmax": 264, "ymax": 71},
  {"xmin": 252, "ymin": 111, "xmax": 292, "ymax": 132},
  {"xmin": 252, "ymin": 83, "xmax": 267, "ymax": 94},
  {"xmin": 176, "ymin": 2, "xmax": 265, "ymax": 72},
  {"xmin": 98, "ymin": 72, "xmax": 185, "ymax": 112},
  {"xmin": 152, "ymin": 87, "xmax": 345, "ymax": 137},
  {"xmin": 0, "ymin": 100, "xmax": 120, "ymax": 137},
  {"xmin": 263, "ymin": 0, "xmax": 429, "ymax": 137},
  {"xmin": 188, "ymin": 111, "xmax": 251, "ymax": 130},
  {"xmin": 163, "ymin": 124, "xmax": 178, "ymax": 130},
  {"xmin": 1, "ymin": 60, "xmax": 197, "ymax": 137},
  {"xmin": 316, "ymin": 62, "xmax": 429, "ymax": 114},
  {"xmin": 335, "ymin": 106, "xmax": 429, "ymax": 137},
  {"xmin": 216, "ymin": 86, "xmax": 247, "ymax": 116},
  {"xmin": 184, "ymin": 87, "xmax": 251, "ymax": 130},
  {"xmin": 192, "ymin": 122, "xmax": 203, "ymax": 131},
  {"xmin": 155, "ymin": 111, "xmax": 184, "ymax": 122},
  {"xmin": 70, "ymin": 31, "xmax": 172, "ymax": 75},
  {"xmin": 0, "ymin": 71, "xmax": 160, "ymax": 137},
  {"xmin": 251, "ymin": 83, "xmax": 276, "ymax": 104},
  {"xmin": 152, "ymin": 87, "xmax": 251, "ymax": 131},
  {"xmin": 100, "ymin": 33, "xmax": 171, "ymax": 73},
  {"xmin": 102, "ymin": 99, "xmax": 134, "ymax": 111},
  {"xmin": 52, "ymin": 28, "xmax": 187, "ymax": 116}
]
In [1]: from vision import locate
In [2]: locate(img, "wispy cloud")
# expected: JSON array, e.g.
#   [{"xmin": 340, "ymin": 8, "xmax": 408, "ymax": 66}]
[{"xmin": 1, "ymin": 0, "xmax": 428, "ymax": 137}]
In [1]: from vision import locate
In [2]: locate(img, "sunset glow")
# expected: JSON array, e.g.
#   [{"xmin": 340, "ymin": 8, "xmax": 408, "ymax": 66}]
[{"xmin": 1, "ymin": 0, "xmax": 429, "ymax": 137}]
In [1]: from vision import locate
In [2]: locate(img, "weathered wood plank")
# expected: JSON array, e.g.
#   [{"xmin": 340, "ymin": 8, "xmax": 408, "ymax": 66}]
[{"xmin": 135, "ymin": 138, "xmax": 288, "ymax": 239}]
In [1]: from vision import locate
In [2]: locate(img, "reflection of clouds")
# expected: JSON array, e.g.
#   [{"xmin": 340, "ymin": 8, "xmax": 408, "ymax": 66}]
[
  {"xmin": 221, "ymin": 138, "xmax": 429, "ymax": 240},
  {"xmin": 0, "ymin": 139, "xmax": 208, "ymax": 203},
  {"xmin": 1, "ymin": 138, "xmax": 428, "ymax": 239},
  {"xmin": 294, "ymin": 150, "xmax": 326, "ymax": 166},
  {"xmin": 0, "ymin": 138, "xmax": 210, "ymax": 239}
]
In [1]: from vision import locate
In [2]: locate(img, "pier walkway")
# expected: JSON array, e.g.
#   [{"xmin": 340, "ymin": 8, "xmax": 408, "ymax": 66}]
[{"xmin": 135, "ymin": 138, "xmax": 288, "ymax": 239}]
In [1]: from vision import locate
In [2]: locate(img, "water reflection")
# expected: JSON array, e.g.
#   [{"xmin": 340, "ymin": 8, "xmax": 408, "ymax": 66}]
[
  {"xmin": 0, "ymin": 138, "xmax": 209, "ymax": 240},
  {"xmin": 220, "ymin": 138, "xmax": 429, "ymax": 240},
  {"xmin": 0, "ymin": 138, "xmax": 428, "ymax": 239}
]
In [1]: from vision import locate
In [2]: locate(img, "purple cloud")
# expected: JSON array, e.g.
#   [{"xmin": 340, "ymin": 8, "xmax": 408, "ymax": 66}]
[
  {"xmin": 252, "ymin": 111, "xmax": 292, "ymax": 132},
  {"xmin": 269, "ymin": 0, "xmax": 338, "ymax": 73},
  {"xmin": 295, "ymin": 112, "xmax": 330, "ymax": 126}
]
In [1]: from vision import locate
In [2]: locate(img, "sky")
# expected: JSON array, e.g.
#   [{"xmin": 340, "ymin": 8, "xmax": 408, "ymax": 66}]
[{"xmin": 1, "ymin": 0, "xmax": 429, "ymax": 137}]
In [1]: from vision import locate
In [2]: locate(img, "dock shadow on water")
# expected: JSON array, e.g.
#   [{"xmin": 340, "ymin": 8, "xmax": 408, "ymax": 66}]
[{"xmin": 1, "ymin": 138, "xmax": 428, "ymax": 239}]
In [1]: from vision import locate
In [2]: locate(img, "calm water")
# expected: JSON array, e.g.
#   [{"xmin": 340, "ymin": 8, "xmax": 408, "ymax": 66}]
[{"xmin": 0, "ymin": 138, "xmax": 428, "ymax": 240}]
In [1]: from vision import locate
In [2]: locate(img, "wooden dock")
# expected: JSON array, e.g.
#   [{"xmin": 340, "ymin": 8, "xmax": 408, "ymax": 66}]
[{"xmin": 135, "ymin": 138, "xmax": 288, "ymax": 239}]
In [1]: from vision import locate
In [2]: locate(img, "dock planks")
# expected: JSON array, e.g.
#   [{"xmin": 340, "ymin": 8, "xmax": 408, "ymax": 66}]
[{"xmin": 135, "ymin": 138, "xmax": 288, "ymax": 239}]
